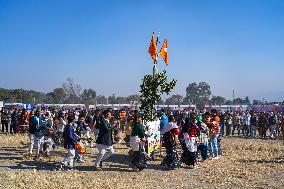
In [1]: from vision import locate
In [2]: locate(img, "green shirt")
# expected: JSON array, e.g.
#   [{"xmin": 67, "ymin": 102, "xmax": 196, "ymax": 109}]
[{"xmin": 131, "ymin": 123, "xmax": 145, "ymax": 139}]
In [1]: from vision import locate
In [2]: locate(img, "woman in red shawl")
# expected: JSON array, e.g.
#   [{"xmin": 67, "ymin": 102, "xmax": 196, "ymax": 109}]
[{"xmin": 160, "ymin": 115, "xmax": 180, "ymax": 169}]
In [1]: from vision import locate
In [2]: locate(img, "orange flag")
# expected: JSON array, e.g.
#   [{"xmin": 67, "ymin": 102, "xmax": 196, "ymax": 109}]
[
  {"xmin": 148, "ymin": 32, "xmax": 157, "ymax": 62},
  {"xmin": 160, "ymin": 39, "xmax": 168, "ymax": 66}
]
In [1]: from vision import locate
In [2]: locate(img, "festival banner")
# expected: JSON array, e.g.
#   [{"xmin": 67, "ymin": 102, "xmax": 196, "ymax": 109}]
[{"xmin": 145, "ymin": 120, "xmax": 160, "ymax": 154}]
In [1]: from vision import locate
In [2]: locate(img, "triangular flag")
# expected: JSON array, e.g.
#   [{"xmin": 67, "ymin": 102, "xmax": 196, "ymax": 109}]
[
  {"xmin": 148, "ymin": 32, "xmax": 157, "ymax": 62},
  {"xmin": 159, "ymin": 39, "xmax": 168, "ymax": 66}
]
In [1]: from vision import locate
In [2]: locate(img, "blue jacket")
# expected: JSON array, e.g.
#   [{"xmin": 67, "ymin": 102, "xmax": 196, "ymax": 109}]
[
  {"xmin": 63, "ymin": 124, "xmax": 77, "ymax": 149},
  {"xmin": 160, "ymin": 113, "xmax": 168, "ymax": 130},
  {"xmin": 34, "ymin": 116, "xmax": 44, "ymax": 138}
]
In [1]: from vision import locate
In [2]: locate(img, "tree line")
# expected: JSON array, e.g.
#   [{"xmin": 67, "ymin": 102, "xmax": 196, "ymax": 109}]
[
  {"xmin": 0, "ymin": 79, "xmax": 279, "ymax": 106},
  {"xmin": 0, "ymin": 78, "xmax": 139, "ymax": 105},
  {"xmin": 164, "ymin": 82, "xmax": 251, "ymax": 108}
]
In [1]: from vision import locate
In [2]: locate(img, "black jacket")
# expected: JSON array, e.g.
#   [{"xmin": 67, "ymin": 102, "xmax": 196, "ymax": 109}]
[
  {"xmin": 96, "ymin": 119, "xmax": 114, "ymax": 146},
  {"xmin": 268, "ymin": 116, "xmax": 277, "ymax": 125},
  {"xmin": 29, "ymin": 116, "xmax": 36, "ymax": 134}
]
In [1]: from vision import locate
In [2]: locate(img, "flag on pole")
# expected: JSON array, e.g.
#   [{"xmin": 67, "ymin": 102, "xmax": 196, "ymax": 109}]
[
  {"xmin": 159, "ymin": 39, "xmax": 168, "ymax": 66},
  {"xmin": 148, "ymin": 32, "xmax": 158, "ymax": 62}
]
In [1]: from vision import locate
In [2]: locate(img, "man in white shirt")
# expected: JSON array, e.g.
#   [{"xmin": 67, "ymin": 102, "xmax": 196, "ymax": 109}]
[{"xmin": 243, "ymin": 111, "xmax": 251, "ymax": 137}]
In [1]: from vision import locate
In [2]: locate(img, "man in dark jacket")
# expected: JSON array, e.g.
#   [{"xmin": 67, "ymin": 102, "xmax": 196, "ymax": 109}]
[
  {"xmin": 1, "ymin": 108, "xmax": 9, "ymax": 133},
  {"xmin": 268, "ymin": 113, "xmax": 277, "ymax": 139},
  {"xmin": 250, "ymin": 111, "xmax": 258, "ymax": 138},
  {"xmin": 28, "ymin": 111, "xmax": 36, "ymax": 155},
  {"xmin": 93, "ymin": 109, "xmax": 103, "ymax": 139},
  {"xmin": 258, "ymin": 112, "xmax": 268, "ymax": 139},
  {"xmin": 60, "ymin": 116, "xmax": 77, "ymax": 170},
  {"xmin": 94, "ymin": 109, "xmax": 114, "ymax": 171},
  {"xmin": 10, "ymin": 109, "xmax": 18, "ymax": 134},
  {"xmin": 34, "ymin": 110, "xmax": 44, "ymax": 159}
]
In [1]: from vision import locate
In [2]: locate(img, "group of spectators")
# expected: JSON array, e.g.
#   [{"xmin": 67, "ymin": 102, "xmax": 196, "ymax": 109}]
[
  {"xmin": 161, "ymin": 109, "xmax": 284, "ymax": 140},
  {"xmin": 157, "ymin": 109, "xmax": 284, "ymax": 170},
  {"xmin": 0, "ymin": 106, "xmax": 283, "ymax": 171},
  {"xmin": 217, "ymin": 110, "xmax": 283, "ymax": 139}
]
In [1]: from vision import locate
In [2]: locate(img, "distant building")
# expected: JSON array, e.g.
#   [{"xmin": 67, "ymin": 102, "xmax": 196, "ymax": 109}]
[{"xmin": 205, "ymin": 105, "xmax": 248, "ymax": 111}]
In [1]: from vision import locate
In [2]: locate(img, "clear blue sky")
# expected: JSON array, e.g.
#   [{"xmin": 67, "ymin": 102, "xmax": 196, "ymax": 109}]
[{"xmin": 0, "ymin": 0, "xmax": 283, "ymax": 101}]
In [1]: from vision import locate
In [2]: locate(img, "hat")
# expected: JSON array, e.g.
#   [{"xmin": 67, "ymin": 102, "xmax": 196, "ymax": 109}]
[
  {"xmin": 67, "ymin": 116, "xmax": 75, "ymax": 123},
  {"xmin": 211, "ymin": 109, "xmax": 218, "ymax": 114}
]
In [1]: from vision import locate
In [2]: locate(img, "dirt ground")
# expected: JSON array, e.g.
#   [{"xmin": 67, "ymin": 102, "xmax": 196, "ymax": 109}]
[{"xmin": 0, "ymin": 134, "xmax": 283, "ymax": 189}]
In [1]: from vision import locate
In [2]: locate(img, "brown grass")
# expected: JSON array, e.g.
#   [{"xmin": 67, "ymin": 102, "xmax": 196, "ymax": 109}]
[{"xmin": 0, "ymin": 134, "xmax": 283, "ymax": 189}]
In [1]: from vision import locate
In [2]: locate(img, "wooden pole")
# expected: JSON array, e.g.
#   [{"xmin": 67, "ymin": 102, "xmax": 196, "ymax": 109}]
[
  {"xmin": 151, "ymin": 31, "xmax": 159, "ymax": 120},
  {"xmin": 154, "ymin": 32, "xmax": 163, "ymax": 159}
]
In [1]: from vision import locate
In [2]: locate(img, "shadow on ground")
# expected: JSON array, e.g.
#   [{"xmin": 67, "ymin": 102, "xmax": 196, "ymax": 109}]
[{"xmin": 238, "ymin": 157, "xmax": 284, "ymax": 164}]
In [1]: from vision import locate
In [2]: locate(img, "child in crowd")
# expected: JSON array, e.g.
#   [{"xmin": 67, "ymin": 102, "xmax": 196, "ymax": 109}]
[{"xmin": 60, "ymin": 116, "xmax": 78, "ymax": 171}]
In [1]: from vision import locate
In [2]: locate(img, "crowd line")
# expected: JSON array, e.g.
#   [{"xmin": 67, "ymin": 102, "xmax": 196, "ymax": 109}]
[{"xmin": 0, "ymin": 107, "xmax": 283, "ymax": 171}]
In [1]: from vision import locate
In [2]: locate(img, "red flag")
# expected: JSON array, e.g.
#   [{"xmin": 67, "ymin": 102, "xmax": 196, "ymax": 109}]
[
  {"xmin": 159, "ymin": 39, "xmax": 168, "ymax": 66},
  {"xmin": 148, "ymin": 32, "xmax": 157, "ymax": 62}
]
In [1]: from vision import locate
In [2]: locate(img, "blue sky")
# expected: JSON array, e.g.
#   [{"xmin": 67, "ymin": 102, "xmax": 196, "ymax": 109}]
[{"xmin": 0, "ymin": 0, "xmax": 283, "ymax": 101}]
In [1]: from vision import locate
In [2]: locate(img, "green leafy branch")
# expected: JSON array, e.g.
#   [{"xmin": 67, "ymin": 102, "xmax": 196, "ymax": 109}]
[{"xmin": 140, "ymin": 70, "xmax": 177, "ymax": 122}]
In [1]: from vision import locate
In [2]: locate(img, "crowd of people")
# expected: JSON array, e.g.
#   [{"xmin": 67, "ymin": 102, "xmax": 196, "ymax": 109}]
[{"xmin": 0, "ymin": 106, "xmax": 284, "ymax": 171}]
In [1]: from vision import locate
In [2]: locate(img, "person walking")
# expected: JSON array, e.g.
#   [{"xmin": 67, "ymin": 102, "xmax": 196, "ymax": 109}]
[
  {"xmin": 28, "ymin": 111, "xmax": 36, "ymax": 156},
  {"xmin": 60, "ymin": 116, "xmax": 78, "ymax": 171},
  {"xmin": 161, "ymin": 115, "xmax": 180, "ymax": 169},
  {"xmin": 94, "ymin": 109, "xmax": 115, "ymax": 171},
  {"xmin": 34, "ymin": 110, "xmax": 44, "ymax": 160},
  {"xmin": 160, "ymin": 109, "xmax": 169, "ymax": 131},
  {"xmin": 130, "ymin": 116, "xmax": 147, "ymax": 171},
  {"xmin": 181, "ymin": 113, "xmax": 201, "ymax": 168}
]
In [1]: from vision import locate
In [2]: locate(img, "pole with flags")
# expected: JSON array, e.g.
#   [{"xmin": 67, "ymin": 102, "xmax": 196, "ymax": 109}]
[
  {"xmin": 148, "ymin": 32, "xmax": 169, "ymax": 159},
  {"xmin": 148, "ymin": 32, "xmax": 168, "ymax": 75},
  {"xmin": 148, "ymin": 32, "xmax": 159, "ymax": 79}
]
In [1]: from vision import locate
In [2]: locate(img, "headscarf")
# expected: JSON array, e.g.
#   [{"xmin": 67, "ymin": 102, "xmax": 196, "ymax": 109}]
[{"xmin": 161, "ymin": 122, "xmax": 178, "ymax": 135}]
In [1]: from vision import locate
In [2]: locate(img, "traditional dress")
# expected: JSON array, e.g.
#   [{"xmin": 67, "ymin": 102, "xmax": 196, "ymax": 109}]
[
  {"xmin": 181, "ymin": 121, "xmax": 200, "ymax": 167},
  {"xmin": 207, "ymin": 115, "xmax": 220, "ymax": 158},
  {"xmin": 42, "ymin": 118, "xmax": 54, "ymax": 156},
  {"xmin": 130, "ymin": 123, "xmax": 147, "ymax": 171},
  {"xmin": 161, "ymin": 122, "xmax": 180, "ymax": 169},
  {"xmin": 197, "ymin": 122, "xmax": 209, "ymax": 160}
]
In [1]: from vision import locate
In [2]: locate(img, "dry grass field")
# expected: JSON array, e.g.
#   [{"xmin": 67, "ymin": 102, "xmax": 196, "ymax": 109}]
[{"xmin": 0, "ymin": 134, "xmax": 283, "ymax": 189}]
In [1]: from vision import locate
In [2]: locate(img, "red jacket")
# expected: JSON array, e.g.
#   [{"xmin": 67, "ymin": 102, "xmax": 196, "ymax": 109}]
[
  {"xmin": 207, "ymin": 115, "xmax": 220, "ymax": 134},
  {"xmin": 18, "ymin": 114, "xmax": 29, "ymax": 125},
  {"xmin": 188, "ymin": 124, "xmax": 201, "ymax": 137},
  {"xmin": 164, "ymin": 128, "xmax": 179, "ymax": 137}
]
